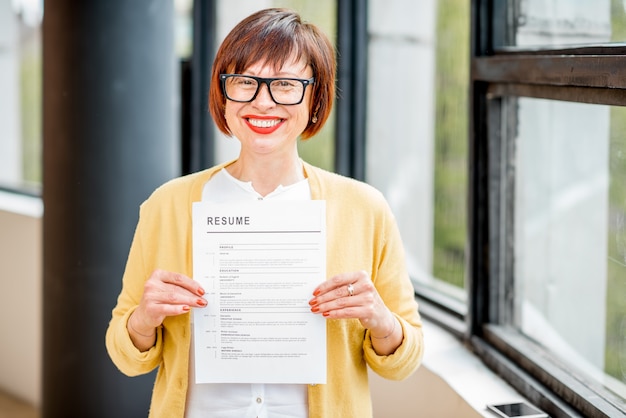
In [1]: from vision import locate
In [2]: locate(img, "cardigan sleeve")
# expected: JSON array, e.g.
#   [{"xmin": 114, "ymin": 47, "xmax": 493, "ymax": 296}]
[
  {"xmin": 105, "ymin": 167, "xmax": 219, "ymax": 380},
  {"xmin": 105, "ymin": 202, "xmax": 165, "ymax": 376},
  {"xmin": 362, "ymin": 203, "xmax": 424, "ymax": 380},
  {"xmin": 304, "ymin": 162, "xmax": 425, "ymax": 381}
]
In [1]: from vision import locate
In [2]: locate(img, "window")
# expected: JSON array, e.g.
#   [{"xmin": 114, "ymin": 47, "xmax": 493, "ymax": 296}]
[
  {"xmin": 175, "ymin": 0, "xmax": 193, "ymax": 59},
  {"xmin": 0, "ymin": 0, "xmax": 42, "ymax": 193},
  {"xmin": 365, "ymin": 0, "xmax": 470, "ymax": 323},
  {"xmin": 470, "ymin": 1, "xmax": 626, "ymax": 416},
  {"xmin": 431, "ymin": 0, "xmax": 470, "ymax": 305},
  {"xmin": 0, "ymin": 0, "xmax": 192, "ymax": 193},
  {"xmin": 514, "ymin": 98, "xmax": 626, "ymax": 402},
  {"xmin": 510, "ymin": 0, "xmax": 624, "ymax": 47}
]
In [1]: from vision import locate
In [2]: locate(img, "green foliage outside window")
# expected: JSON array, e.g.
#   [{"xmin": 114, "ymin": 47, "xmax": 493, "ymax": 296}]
[
  {"xmin": 433, "ymin": 0, "xmax": 470, "ymax": 289},
  {"xmin": 606, "ymin": 106, "xmax": 626, "ymax": 386},
  {"xmin": 20, "ymin": 27, "xmax": 42, "ymax": 189},
  {"xmin": 605, "ymin": 0, "xmax": 626, "ymax": 389}
]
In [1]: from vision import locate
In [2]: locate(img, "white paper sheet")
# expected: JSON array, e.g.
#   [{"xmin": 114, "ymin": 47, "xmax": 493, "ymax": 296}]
[{"xmin": 192, "ymin": 200, "xmax": 327, "ymax": 384}]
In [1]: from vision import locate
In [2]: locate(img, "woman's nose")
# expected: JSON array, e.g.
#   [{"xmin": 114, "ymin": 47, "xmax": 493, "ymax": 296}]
[{"xmin": 252, "ymin": 83, "xmax": 276, "ymax": 108}]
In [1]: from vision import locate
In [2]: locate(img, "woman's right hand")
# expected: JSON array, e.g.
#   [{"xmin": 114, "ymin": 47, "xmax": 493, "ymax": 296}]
[{"xmin": 127, "ymin": 269, "xmax": 207, "ymax": 351}]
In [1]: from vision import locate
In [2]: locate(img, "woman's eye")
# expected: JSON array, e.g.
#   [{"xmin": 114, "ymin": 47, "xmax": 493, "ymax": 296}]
[
  {"xmin": 274, "ymin": 80, "xmax": 296, "ymax": 89},
  {"xmin": 234, "ymin": 78, "xmax": 254, "ymax": 86}
]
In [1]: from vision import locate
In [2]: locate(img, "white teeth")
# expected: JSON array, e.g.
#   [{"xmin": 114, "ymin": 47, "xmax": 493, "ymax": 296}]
[{"xmin": 248, "ymin": 118, "xmax": 282, "ymax": 128}]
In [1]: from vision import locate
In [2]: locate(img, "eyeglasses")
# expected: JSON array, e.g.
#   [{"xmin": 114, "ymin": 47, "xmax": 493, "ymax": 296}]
[{"xmin": 220, "ymin": 74, "xmax": 315, "ymax": 105}]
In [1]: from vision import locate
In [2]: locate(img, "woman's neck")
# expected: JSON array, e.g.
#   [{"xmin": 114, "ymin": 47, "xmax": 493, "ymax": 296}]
[{"xmin": 226, "ymin": 153, "xmax": 305, "ymax": 197}]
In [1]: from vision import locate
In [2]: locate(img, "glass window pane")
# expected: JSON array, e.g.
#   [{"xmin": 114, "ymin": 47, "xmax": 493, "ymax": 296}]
[
  {"xmin": 1, "ymin": 0, "xmax": 191, "ymax": 192},
  {"xmin": 175, "ymin": 0, "xmax": 193, "ymax": 59},
  {"xmin": 0, "ymin": 1, "xmax": 42, "ymax": 192},
  {"xmin": 432, "ymin": 0, "xmax": 469, "ymax": 298},
  {"xmin": 509, "ymin": 0, "xmax": 625, "ymax": 48},
  {"xmin": 515, "ymin": 97, "xmax": 626, "ymax": 401},
  {"xmin": 276, "ymin": 0, "xmax": 336, "ymax": 172},
  {"xmin": 214, "ymin": 1, "xmax": 337, "ymax": 171},
  {"xmin": 366, "ymin": 0, "xmax": 469, "ymax": 307}
]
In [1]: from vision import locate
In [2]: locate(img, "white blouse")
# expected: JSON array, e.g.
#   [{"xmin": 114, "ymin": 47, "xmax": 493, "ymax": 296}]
[{"xmin": 185, "ymin": 168, "xmax": 311, "ymax": 418}]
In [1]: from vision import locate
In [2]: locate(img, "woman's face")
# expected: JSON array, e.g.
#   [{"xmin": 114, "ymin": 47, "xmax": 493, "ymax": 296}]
[{"xmin": 224, "ymin": 56, "xmax": 313, "ymax": 157}]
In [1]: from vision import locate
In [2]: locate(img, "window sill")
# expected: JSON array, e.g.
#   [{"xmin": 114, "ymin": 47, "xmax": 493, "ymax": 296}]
[
  {"xmin": 0, "ymin": 190, "xmax": 43, "ymax": 218},
  {"xmin": 421, "ymin": 318, "xmax": 534, "ymax": 417}
]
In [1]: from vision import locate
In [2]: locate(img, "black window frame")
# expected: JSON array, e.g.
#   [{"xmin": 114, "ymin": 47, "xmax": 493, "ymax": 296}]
[
  {"xmin": 181, "ymin": 0, "xmax": 217, "ymax": 174},
  {"xmin": 467, "ymin": 1, "xmax": 626, "ymax": 417},
  {"xmin": 335, "ymin": 0, "xmax": 368, "ymax": 180}
]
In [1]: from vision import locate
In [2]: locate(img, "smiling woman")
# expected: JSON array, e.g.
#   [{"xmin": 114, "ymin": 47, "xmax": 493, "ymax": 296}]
[
  {"xmin": 209, "ymin": 10, "xmax": 334, "ymax": 142},
  {"xmin": 211, "ymin": 1, "xmax": 338, "ymax": 172},
  {"xmin": 105, "ymin": 8, "xmax": 424, "ymax": 418}
]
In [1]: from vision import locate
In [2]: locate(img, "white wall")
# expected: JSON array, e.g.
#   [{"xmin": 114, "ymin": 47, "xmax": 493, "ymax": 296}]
[{"xmin": 0, "ymin": 192, "xmax": 42, "ymax": 405}]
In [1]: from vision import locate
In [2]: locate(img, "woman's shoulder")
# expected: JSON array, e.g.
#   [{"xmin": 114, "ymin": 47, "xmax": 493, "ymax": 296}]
[
  {"xmin": 305, "ymin": 163, "xmax": 387, "ymax": 204},
  {"xmin": 142, "ymin": 166, "xmax": 222, "ymax": 210},
  {"xmin": 152, "ymin": 170, "xmax": 205, "ymax": 194}
]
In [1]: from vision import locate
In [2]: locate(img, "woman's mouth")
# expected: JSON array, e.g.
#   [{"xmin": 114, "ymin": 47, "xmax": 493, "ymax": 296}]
[{"xmin": 245, "ymin": 117, "xmax": 284, "ymax": 134}]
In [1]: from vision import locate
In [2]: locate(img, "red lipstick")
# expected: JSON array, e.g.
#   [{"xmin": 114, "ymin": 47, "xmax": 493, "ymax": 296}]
[{"xmin": 244, "ymin": 115, "xmax": 284, "ymax": 135}]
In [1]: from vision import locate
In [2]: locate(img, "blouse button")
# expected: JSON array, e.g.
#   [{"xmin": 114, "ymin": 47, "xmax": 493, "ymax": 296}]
[{"xmin": 256, "ymin": 397, "xmax": 262, "ymax": 404}]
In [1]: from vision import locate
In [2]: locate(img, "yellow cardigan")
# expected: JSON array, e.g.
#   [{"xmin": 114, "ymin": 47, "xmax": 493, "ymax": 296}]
[{"xmin": 106, "ymin": 160, "xmax": 424, "ymax": 418}]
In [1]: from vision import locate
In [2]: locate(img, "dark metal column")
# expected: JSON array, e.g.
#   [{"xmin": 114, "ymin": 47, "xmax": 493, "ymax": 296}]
[
  {"xmin": 42, "ymin": 1, "xmax": 178, "ymax": 417},
  {"xmin": 188, "ymin": 0, "xmax": 217, "ymax": 173},
  {"xmin": 335, "ymin": 0, "xmax": 368, "ymax": 181}
]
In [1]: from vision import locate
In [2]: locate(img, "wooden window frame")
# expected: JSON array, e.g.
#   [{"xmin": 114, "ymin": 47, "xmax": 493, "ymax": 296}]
[{"xmin": 467, "ymin": 1, "xmax": 626, "ymax": 417}]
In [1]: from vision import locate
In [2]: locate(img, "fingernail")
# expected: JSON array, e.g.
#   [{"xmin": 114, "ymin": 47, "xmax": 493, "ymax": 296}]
[
  {"xmin": 311, "ymin": 306, "xmax": 320, "ymax": 313},
  {"xmin": 309, "ymin": 298, "xmax": 318, "ymax": 306},
  {"xmin": 322, "ymin": 312, "xmax": 330, "ymax": 317},
  {"xmin": 197, "ymin": 288, "xmax": 205, "ymax": 296},
  {"xmin": 313, "ymin": 289, "xmax": 321, "ymax": 296},
  {"xmin": 197, "ymin": 298, "xmax": 207, "ymax": 306},
  {"xmin": 182, "ymin": 306, "xmax": 190, "ymax": 312}
]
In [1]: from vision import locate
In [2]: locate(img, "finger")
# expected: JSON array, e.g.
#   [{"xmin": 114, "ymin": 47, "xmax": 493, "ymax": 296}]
[
  {"xmin": 155, "ymin": 303, "xmax": 194, "ymax": 316},
  {"xmin": 310, "ymin": 276, "xmax": 379, "ymax": 318},
  {"xmin": 136, "ymin": 300, "xmax": 199, "ymax": 329},
  {"xmin": 309, "ymin": 282, "xmax": 351, "ymax": 306},
  {"xmin": 310, "ymin": 285, "xmax": 366, "ymax": 316},
  {"xmin": 139, "ymin": 291, "xmax": 207, "ymax": 326},
  {"xmin": 347, "ymin": 282, "xmax": 355, "ymax": 297},
  {"xmin": 153, "ymin": 269, "xmax": 205, "ymax": 296},
  {"xmin": 313, "ymin": 270, "xmax": 368, "ymax": 297},
  {"xmin": 142, "ymin": 273, "xmax": 207, "ymax": 313},
  {"xmin": 315, "ymin": 294, "xmax": 370, "ymax": 318},
  {"xmin": 145, "ymin": 286, "xmax": 207, "ymax": 309}
]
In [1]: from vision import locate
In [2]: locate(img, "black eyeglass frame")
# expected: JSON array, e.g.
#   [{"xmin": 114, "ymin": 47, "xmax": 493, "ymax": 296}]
[{"xmin": 219, "ymin": 74, "xmax": 316, "ymax": 105}]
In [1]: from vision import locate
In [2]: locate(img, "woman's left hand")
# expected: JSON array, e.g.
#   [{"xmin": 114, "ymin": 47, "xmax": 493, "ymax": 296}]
[{"xmin": 309, "ymin": 270, "xmax": 402, "ymax": 354}]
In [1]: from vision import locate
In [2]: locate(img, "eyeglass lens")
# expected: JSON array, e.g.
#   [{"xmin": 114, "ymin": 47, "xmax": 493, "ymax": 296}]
[{"xmin": 224, "ymin": 76, "xmax": 306, "ymax": 105}]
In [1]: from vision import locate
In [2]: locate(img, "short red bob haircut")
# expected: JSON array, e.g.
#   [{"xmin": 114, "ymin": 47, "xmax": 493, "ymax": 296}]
[{"xmin": 208, "ymin": 8, "xmax": 336, "ymax": 140}]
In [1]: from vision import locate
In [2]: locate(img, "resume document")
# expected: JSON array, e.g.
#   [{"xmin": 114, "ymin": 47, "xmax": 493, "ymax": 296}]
[{"xmin": 192, "ymin": 200, "xmax": 327, "ymax": 384}]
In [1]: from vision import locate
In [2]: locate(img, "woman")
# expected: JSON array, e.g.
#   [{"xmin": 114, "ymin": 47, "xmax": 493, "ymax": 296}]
[{"xmin": 106, "ymin": 8, "xmax": 423, "ymax": 418}]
